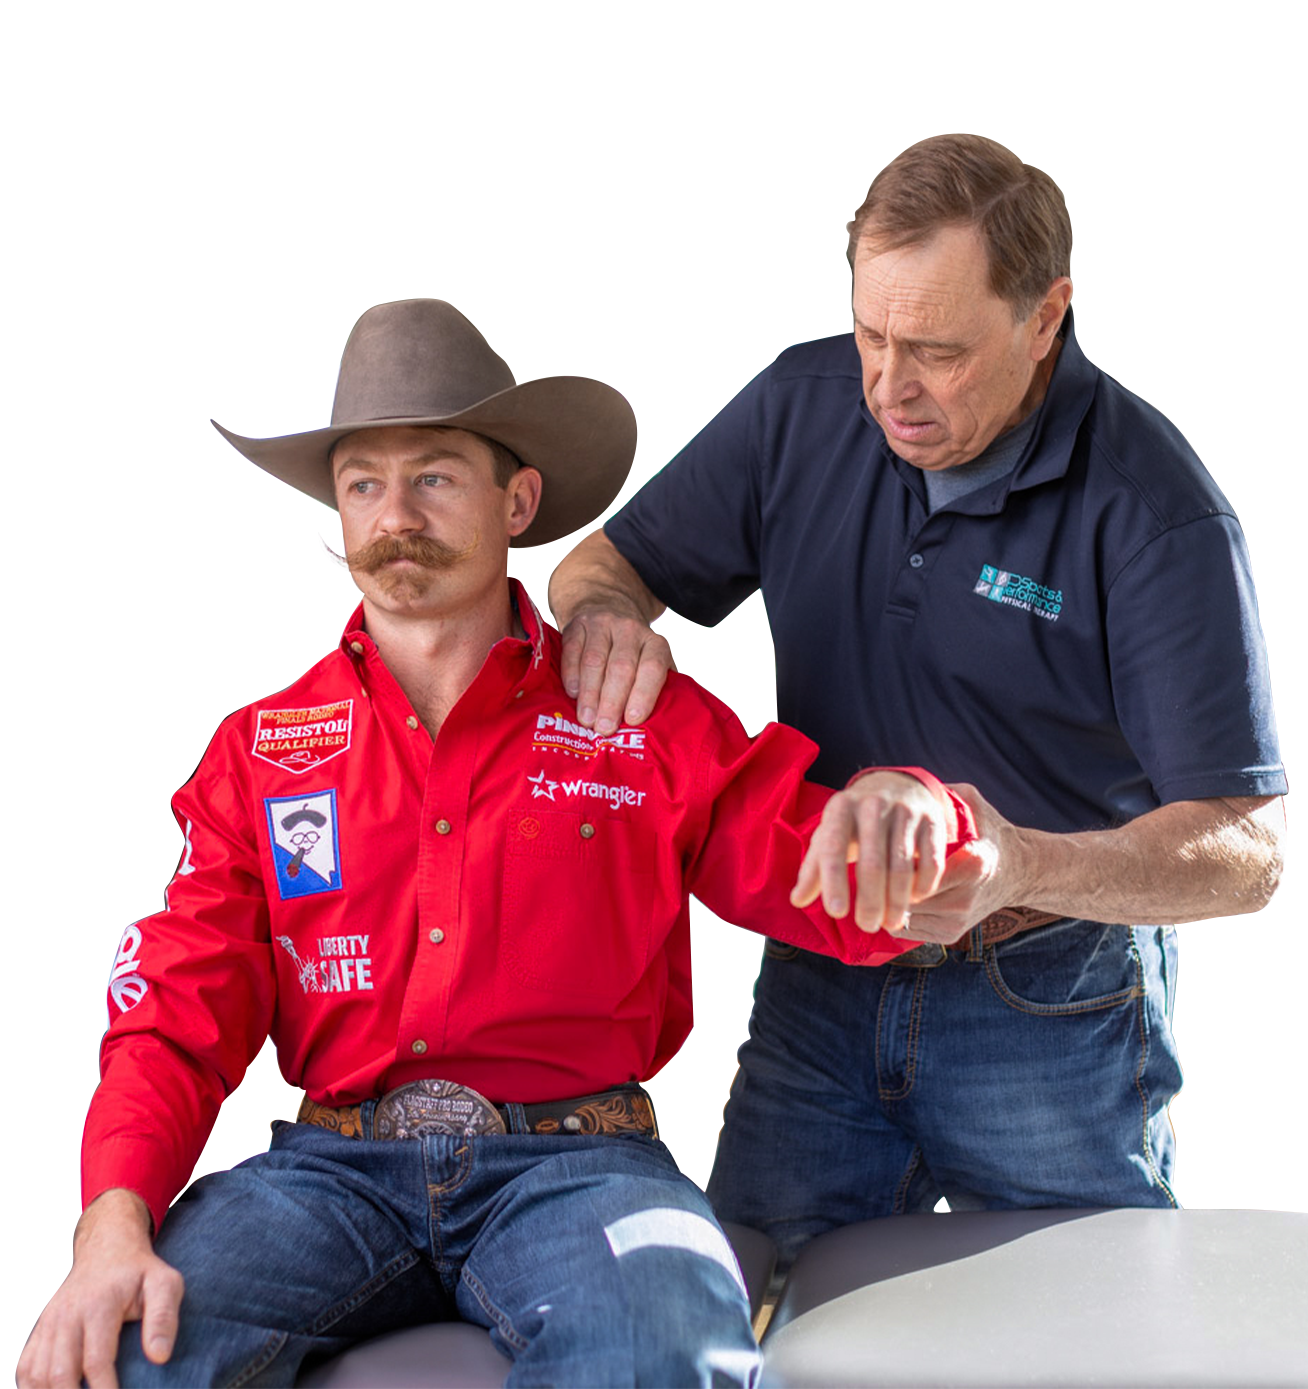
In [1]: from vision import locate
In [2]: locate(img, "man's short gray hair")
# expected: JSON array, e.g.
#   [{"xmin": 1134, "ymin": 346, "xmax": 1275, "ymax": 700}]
[{"xmin": 846, "ymin": 134, "xmax": 1072, "ymax": 320}]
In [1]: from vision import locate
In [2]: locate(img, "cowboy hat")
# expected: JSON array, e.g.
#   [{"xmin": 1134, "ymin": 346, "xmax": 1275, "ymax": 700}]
[{"xmin": 212, "ymin": 299, "xmax": 636, "ymax": 547}]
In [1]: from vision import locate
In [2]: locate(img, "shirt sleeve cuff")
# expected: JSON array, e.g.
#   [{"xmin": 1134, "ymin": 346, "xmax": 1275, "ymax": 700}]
[{"xmin": 843, "ymin": 765, "xmax": 974, "ymax": 847}]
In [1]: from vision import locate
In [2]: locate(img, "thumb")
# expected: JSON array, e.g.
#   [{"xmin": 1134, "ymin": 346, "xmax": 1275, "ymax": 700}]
[
  {"xmin": 139, "ymin": 1264, "xmax": 184, "ymax": 1365},
  {"xmin": 790, "ymin": 844, "xmax": 820, "ymax": 907}
]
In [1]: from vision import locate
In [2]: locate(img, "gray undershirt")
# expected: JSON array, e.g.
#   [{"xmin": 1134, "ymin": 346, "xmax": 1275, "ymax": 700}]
[{"xmin": 922, "ymin": 407, "xmax": 1041, "ymax": 513}]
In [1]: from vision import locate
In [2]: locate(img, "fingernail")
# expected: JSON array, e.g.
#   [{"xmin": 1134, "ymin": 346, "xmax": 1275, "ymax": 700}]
[
  {"xmin": 596, "ymin": 717, "xmax": 616, "ymax": 735},
  {"xmin": 579, "ymin": 706, "xmax": 595, "ymax": 725},
  {"xmin": 829, "ymin": 897, "xmax": 847, "ymax": 915}
]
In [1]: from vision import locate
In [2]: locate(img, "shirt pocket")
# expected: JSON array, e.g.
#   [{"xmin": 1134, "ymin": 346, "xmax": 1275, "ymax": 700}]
[{"xmin": 500, "ymin": 806, "xmax": 655, "ymax": 1003}]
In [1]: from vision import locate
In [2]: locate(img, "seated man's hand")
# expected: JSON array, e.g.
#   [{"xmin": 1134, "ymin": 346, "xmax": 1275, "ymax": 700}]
[
  {"xmin": 792, "ymin": 771, "xmax": 954, "ymax": 935},
  {"xmin": 17, "ymin": 1189, "xmax": 183, "ymax": 1389},
  {"xmin": 559, "ymin": 608, "xmax": 675, "ymax": 734}
]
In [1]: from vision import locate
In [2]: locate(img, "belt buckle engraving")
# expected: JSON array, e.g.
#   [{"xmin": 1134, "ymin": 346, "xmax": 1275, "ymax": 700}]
[{"xmin": 373, "ymin": 1079, "xmax": 507, "ymax": 1139}]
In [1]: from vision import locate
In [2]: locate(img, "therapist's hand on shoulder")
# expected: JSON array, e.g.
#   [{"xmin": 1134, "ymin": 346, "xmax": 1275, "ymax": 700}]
[{"xmin": 558, "ymin": 607, "xmax": 675, "ymax": 734}]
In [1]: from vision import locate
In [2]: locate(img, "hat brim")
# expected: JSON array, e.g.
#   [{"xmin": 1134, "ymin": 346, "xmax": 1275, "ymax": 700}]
[{"xmin": 212, "ymin": 376, "xmax": 636, "ymax": 548}]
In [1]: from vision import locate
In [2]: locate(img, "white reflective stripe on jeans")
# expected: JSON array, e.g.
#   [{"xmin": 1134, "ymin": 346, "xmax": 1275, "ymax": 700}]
[{"xmin": 603, "ymin": 1208, "xmax": 746, "ymax": 1292}]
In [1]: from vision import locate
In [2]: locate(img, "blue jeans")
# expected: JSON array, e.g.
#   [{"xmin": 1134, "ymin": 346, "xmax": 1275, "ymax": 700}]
[
  {"xmin": 706, "ymin": 919, "xmax": 1181, "ymax": 1270},
  {"xmin": 117, "ymin": 1118, "xmax": 759, "ymax": 1387}
]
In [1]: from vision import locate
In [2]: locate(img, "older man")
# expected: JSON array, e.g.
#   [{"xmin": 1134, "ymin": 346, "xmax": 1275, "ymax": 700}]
[
  {"xmin": 17, "ymin": 299, "xmax": 971, "ymax": 1389},
  {"xmin": 549, "ymin": 135, "xmax": 1287, "ymax": 1266}
]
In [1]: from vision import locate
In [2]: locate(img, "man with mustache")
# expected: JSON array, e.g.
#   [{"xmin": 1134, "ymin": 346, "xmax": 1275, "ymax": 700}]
[
  {"xmin": 549, "ymin": 134, "xmax": 1287, "ymax": 1269},
  {"xmin": 18, "ymin": 299, "xmax": 972, "ymax": 1388}
]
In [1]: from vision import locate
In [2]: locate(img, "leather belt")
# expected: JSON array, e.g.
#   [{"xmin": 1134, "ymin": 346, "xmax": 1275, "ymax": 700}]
[
  {"xmin": 895, "ymin": 906, "xmax": 1064, "ymax": 967},
  {"xmin": 297, "ymin": 1079, "xmax": 659, "ymax": 1141},
  {"xmin": 973, "ymin": 906, "xmax": 1063, "ymax": 945}
]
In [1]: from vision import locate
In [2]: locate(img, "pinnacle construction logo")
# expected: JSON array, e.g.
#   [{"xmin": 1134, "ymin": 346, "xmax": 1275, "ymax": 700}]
[
  {"xmin": 530, "ymin": 712, "xmax": 648, "ymax": 760},
  {"xmin": 973, "ymin": 564, "xmax": 1063, "ymax": 623}
]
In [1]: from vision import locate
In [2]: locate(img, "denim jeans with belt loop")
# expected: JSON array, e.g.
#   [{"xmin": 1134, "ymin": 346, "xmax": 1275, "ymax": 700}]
[
  {"xmin": 707, "ymin": 917, "xmax": 1182, "ymax": 1272},
  {"xmin": 116, "ymin": 1116, "xmax": 759, "ymax": 1387}
]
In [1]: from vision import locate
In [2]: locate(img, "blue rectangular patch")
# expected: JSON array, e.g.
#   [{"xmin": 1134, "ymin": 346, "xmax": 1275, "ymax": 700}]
[{"xmin": 264, "ymin": 789, "xmax": 343, "ymax": 900}]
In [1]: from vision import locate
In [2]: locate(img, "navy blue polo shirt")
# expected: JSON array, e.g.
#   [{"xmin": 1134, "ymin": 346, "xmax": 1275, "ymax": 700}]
[{"xmin": 606, "ymin": 314, "xmax": 1286, "ymax": 834}]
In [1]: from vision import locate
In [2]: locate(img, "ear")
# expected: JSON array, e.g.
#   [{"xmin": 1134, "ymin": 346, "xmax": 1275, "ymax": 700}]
[
  {"xmin": 505, "ymin": 466, "xmax": 543, "ymax": 538},
  {"xmin": 1029, "ymin": 277, "xmax": 1073, "ymax": 361}
]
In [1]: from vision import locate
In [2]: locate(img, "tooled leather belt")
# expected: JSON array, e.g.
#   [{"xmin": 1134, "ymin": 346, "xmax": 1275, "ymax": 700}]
[
  {"xmin": 297, "ymin": 1078, "xmax": 658, "ymax": 1141},
  {"xmin": 895, "ymin": 906, "xmax": 1064, "ymax": 967}
]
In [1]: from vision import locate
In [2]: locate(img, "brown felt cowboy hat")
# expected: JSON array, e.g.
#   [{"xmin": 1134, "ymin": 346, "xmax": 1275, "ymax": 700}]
[{"xmin": 212, "ymin": 299, "xmax": 636, "ymax": 547}]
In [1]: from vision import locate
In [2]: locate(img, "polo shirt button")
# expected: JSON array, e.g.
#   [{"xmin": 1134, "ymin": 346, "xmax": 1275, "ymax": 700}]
[
  {"xmin": 909, "ymin": 553, "xmax": 925, "ymax": 569},
  {"xmin": 406, "ymin": 715, "xmax": 419, "ymax": 730},
  {"xmin": 579, "ymin": 823, "xmax": 595, "ymax": 839},
  {"xmin": 411, "ymin": 1039, "xmax": 428, "ymax": 1055},
  {"xmin": 429, "ymin": 928, "xmax": 445, "ymax": 944},
  {"xmin": 349, "ymin": 640, "xmax": 365, "ymax": 655},
  {"xmin": 435, "ymin": 819, "xmax": 452, "ymax": 835}
]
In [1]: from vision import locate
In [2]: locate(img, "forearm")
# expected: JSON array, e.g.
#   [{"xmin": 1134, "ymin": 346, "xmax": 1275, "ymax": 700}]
[
  {"xmin": 999, "ymin": 795, "xmax": 1285, "ymax": 925},
  {"xmin": 548, "ymin": 528, "xmax": 666, "ymax": 629}
]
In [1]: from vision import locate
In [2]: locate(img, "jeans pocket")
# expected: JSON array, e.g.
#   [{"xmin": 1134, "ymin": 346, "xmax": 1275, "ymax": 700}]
[{"xmin": 984, "ymin": 920, "xmax": 1144, "ymax": 1016}]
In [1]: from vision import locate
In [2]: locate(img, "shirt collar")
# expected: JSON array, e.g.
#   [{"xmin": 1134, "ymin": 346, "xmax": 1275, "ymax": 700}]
[{"xmin": 337, "ymin": 577, "xmax": 555, "ymax": 696}]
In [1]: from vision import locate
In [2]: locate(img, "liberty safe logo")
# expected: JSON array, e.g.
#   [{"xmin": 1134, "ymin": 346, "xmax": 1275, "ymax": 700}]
[{"xmin": 265, "ymin": 790, "xmax": 343, "ymax": 900}]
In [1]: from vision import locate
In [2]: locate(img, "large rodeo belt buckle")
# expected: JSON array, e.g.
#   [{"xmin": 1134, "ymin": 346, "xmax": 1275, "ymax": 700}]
[{"xmin": 373, "ymin": 1078, "xmax": 507, "ymax": 1139}]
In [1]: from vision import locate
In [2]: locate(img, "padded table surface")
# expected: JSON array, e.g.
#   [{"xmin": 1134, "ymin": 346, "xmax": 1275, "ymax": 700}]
[{"xmin": 761, "ymin": 1208, "xmax": 1308, "ymax": 1387}]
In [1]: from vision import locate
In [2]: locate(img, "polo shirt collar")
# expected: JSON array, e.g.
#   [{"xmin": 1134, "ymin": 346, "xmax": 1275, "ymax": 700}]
[{"xmin": 864, "ymin": 308, "xmax": 1098, "ymax": 514}]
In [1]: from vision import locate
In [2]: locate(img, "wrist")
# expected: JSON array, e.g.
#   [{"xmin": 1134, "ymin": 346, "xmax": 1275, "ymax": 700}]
[{"xmin": 76, "ymin": 1188, "xmax": 154, "ymax": 1252}]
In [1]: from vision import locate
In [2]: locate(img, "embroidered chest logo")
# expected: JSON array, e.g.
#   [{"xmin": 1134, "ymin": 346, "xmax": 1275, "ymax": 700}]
[
  {"xmin": 528, "ymin": 769, "xmax": 648, "ymax": 809},
  {"xmin": 253, "ymin": 700, "xmax": 353, "ymax": 774},
  {"xmin": 973, "ymin": 565, "xmax": 1063, "ymax": 623},
  {"xmin": 276, "ymin": 933, "xmax": 373, "ymax": 994},
  {"xmin": 265, "ymin": 790, "xmax": 343, "ymax": 899},
  {"xmin": 531, "ymin": 712, "xmax": 648, "ymax": 761}
]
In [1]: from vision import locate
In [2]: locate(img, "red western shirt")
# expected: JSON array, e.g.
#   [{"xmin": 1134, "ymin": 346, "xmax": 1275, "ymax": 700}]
[{"xmin": 84, "ymin": 583, "xmax": 972, "ymax": 1230}]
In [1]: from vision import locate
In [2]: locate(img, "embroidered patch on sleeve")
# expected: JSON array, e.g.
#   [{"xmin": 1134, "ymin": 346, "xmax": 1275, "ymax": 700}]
[
  {"xmin": 253, "ymin": 701, "xmax": 353, "ymax": 773},
  {"xmin": 264, "ymin": 790, "xmax": 344, "ymax": 900}
]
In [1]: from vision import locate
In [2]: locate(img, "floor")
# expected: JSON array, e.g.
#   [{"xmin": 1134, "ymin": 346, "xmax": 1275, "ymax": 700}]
[{"xmin": 12, "ymin": 811, "xmax": 1308, "ymax": 1222}]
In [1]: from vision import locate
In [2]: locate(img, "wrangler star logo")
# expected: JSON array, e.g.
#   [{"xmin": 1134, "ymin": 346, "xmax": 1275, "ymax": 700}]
[{"xmin": 528, "ymin": 770, "xmax": 560, "ymax": 801}]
